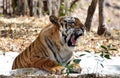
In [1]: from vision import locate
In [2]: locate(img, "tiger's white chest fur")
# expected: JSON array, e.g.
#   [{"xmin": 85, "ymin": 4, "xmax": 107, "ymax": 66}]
[
  {"xmin": 58, "ymin": 45, "xmax": 73, "ymax": 65},
  {"xmin": 47, "ymin": 39, "xmax": 73, "ymax": 66}
]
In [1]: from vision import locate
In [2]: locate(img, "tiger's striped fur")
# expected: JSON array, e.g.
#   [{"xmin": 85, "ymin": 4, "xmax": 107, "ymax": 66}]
[{"xmin": 12, "ymin": 15, "xmax": 85, "ymax": 74}]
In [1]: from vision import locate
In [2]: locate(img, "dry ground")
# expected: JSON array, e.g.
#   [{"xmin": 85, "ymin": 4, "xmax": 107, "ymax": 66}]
[{"xmin": 0, "ymin": 0, "xmax": 119, "ymax": 55}]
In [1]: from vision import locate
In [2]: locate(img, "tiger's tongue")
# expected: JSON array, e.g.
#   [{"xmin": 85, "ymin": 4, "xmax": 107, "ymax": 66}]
[{"xmin": 71, "ymin": 35, "xmax": 76, "ymax": 45}]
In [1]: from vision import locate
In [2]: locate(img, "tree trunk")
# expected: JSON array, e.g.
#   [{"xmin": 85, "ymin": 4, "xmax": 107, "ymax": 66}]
[
  {"xmin": 70, "ymin": 0, "xmax": 79, "ymax": 8},
  {"xmin": 37, "ymin": 0, "xmax": 43, "ymax": 17},
  {"xmin": 16, "ymin": 0, "xmax": 22, "ymax": 15},
  {"xmin": 28, "ymin": 0, "xmax": 34, "ymax": 16},
  {"xmin": 3, "ymin": 0, "xmax": 7, "ymax": 14},
  {"xmin": 97, "ymin": 0, "xmax": 106, "ymax": 35},
  {"xmin": 7, "ymin": 0, "xmax": 11, "ymax": 15},
  {"xmin": 12, "ymin": 0, "xmax": 16, "ymax": 14},
  {"xmin": 23, "ymin": 0, "xmax": 28, "ymax": 16},
  {"xmin": 3, "ymin": 0, "xmax": 5, "ymax": 14},
  {"xmin": 48, "ymin": 0, "xmax": 60, "ymax": 16},
  {"xmin": 84, "ymin": 0, "xmax": 97, "ymax": 31}
]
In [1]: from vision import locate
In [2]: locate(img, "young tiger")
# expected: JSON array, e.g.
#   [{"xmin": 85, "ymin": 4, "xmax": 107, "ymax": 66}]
[{"xmin": 12, "ymin": 15, "xmax": 85, "ymax": 74}]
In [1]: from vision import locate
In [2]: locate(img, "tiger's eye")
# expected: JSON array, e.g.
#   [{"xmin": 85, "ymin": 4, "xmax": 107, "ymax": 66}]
[
  {"xmin": 72, "ymin": 22, "xmax": 75, "ymax": 25},
  {"xmin": 64, "ymin": 20, "xmax": 67, "ymax": 22}
]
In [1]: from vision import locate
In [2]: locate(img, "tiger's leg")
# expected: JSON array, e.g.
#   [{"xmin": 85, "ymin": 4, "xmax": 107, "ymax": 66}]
[{"xmin": 31, "ymin": 58, "xmax": 66, "ymax": 74}]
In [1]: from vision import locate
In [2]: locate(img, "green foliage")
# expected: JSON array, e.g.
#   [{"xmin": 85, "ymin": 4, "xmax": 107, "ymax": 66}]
[
  {"xmin": 68, "ymin": 8, "xmax": 72, "ymax": 12},
  {"xmin": 104, "ymin": 54, "xmax": 111, "ymax": 59},
  {"xmin": 59, "ymin": 3, "xmax": 66, "ymax": 16},
  {"xmin": 61, "ymin": 44, "xmax": 117, "ymax": 75},
  {"xmin": 0, "ymin": 14, "xmax": 4, "ymax": 17},
  {"xmin": 101, "ymin": 45, "xmax": 107, "ymax": 50},
  {"xmin": 84, "ymin": 50, "xmax": 91, "ymax": 53},
  {"xmin": 95, "ymin": 44, "xmax": 116, "ymax": 72},
  {"xmin": 73, "ymin": 59, "xmax": 81, "ymax": 64},
  {"xmin": 85, "ymin": 44, "xmax": 117, "ymax": 73},
  {"xmin": 59, "ymin": 2, "xmax": 76, "ymax": 16},
  {"xmin": 107, "ymin": 19, "xmax": 111, "ymax": 23},
  {"xmin": 65, "ymin": 59, "xmax": 81, "ymax": 75},
  {"xmin": 79, "ymin": 54, "xmax": 86, "ymax": 57},
  {"xmin": 65, "ymin": 64, "xmax": 74, "ymax": 75},
  {"xmin": 100, "ymin": 63, "xmax": 104, "ymax": 68},
  {"xmin": 99, "ymin": 44, "xmax": 117, "ymax": 59}
]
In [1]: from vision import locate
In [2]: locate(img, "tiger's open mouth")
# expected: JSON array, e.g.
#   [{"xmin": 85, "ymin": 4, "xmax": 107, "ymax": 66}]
[{"xmin": 68, "ymin": 33, "xmax": 82, "ymax": 47}]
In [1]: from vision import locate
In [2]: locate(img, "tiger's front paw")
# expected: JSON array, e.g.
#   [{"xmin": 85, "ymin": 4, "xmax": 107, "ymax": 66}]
[
  {"xmin": 71, "ymin": 64, "xmax": 82, "ymax": 73},
  {"xmin": 67, "ymin": 63, "xmax": 82, "ymax": 73},
  {"xmin": 50, "ymin": 66, "xmax": 66, "ymax": 74}
]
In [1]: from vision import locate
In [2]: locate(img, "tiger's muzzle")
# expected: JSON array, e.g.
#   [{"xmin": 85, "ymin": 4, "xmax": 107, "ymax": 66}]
[{"xmin": 68, "ymin": 28, "xmax": 84, "ymax": 47}]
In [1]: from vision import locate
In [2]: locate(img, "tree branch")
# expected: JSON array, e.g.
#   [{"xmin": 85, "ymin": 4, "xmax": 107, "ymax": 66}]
[{"xmin": 84, "ymin": 0, "xmax": 97, "ymax": 31}]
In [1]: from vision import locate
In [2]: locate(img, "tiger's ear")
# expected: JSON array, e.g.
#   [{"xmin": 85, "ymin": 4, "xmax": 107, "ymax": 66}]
[{"xmin": 49, "ymin": 15, "xmax": 59, "ymax": 26}]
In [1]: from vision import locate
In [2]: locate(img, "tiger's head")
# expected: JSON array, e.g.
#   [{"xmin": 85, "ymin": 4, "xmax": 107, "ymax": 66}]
[{"xmin": 49, "ymin": 15, "xmax": 85, "ymax": 47}]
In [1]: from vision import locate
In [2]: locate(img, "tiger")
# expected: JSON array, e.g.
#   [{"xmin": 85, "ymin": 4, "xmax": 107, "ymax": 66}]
[{"xmin": 12, "ymin": 15, "xmax": 85, "ymax": 74}]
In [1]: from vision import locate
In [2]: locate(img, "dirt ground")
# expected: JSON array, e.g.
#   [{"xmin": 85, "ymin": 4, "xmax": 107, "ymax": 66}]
[{"xmin": 0, "ymin": 0, "xmax": 120, "ymax": 55}]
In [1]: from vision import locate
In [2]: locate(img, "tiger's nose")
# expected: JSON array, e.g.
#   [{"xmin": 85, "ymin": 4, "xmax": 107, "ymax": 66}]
[{"xmin": 74, "ymin": 29, "xmax": 84, "ymax": 36}]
